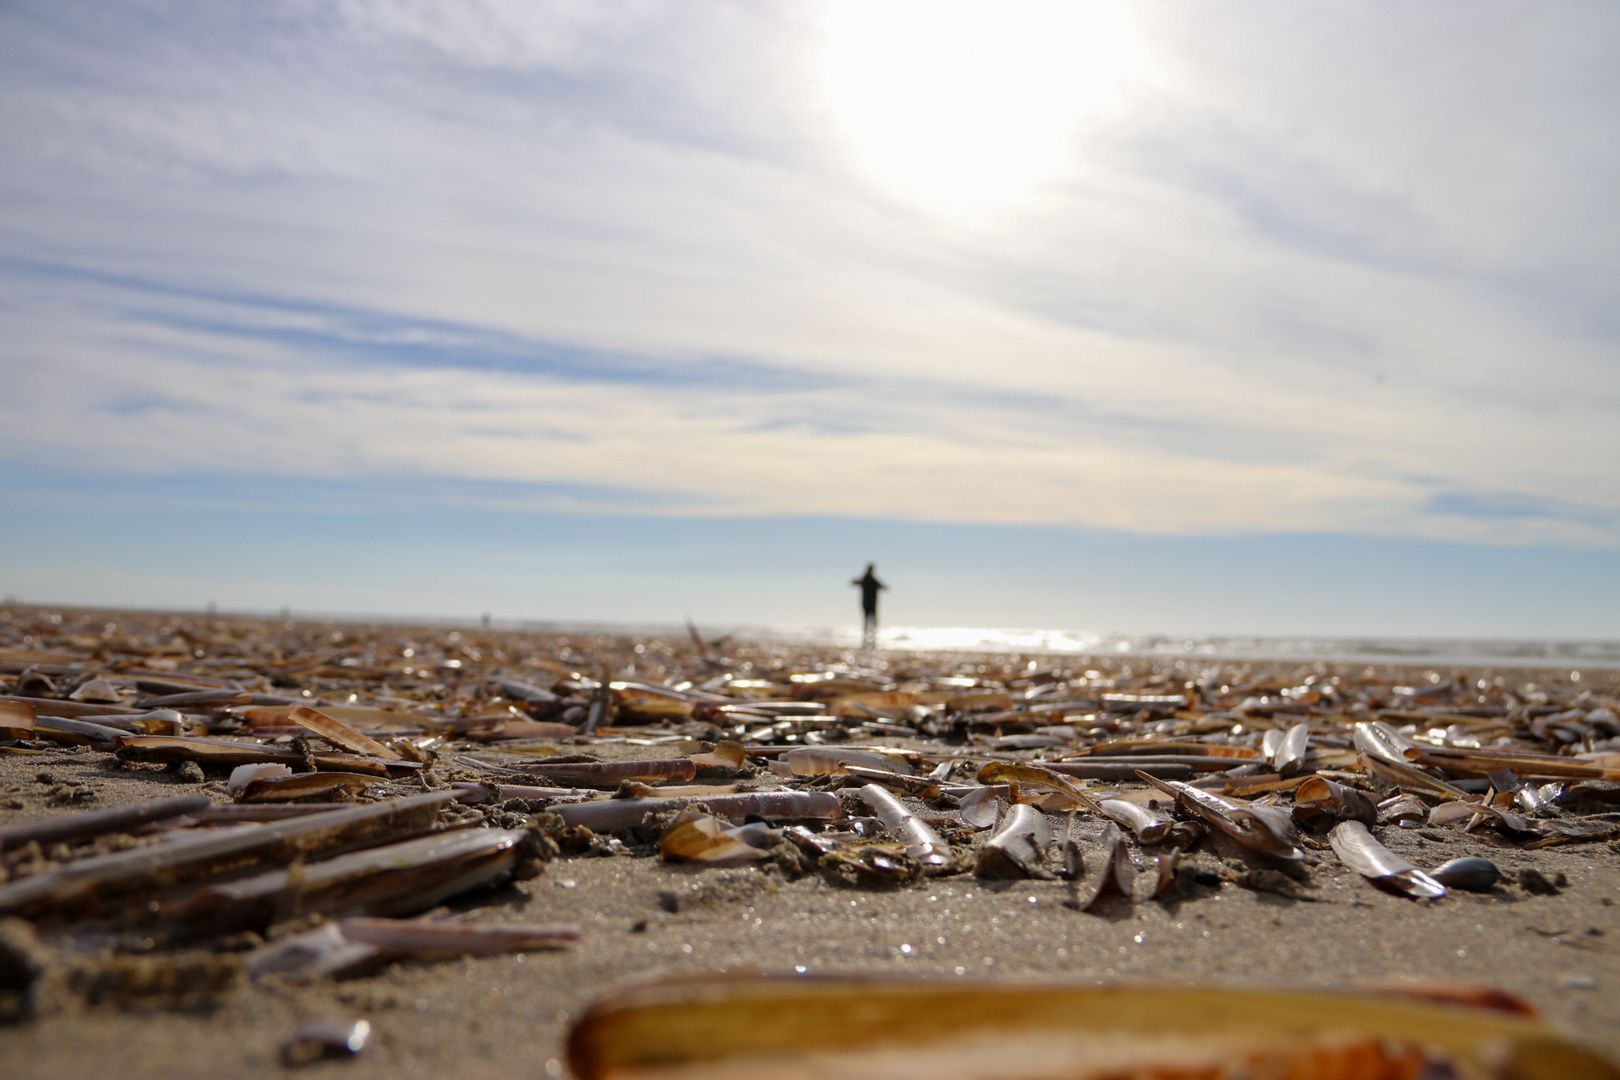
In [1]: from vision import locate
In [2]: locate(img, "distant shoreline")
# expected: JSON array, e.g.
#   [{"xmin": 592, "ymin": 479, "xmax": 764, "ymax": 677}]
[{"xmin": 5, "ymin": 601, "xmax": 1619, "ymax": 674}]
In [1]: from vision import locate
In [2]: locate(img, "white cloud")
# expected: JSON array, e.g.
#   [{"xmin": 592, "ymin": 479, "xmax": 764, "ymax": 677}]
[
  {"xmin": 334, "ymin": 0, "xmax": 665, "ymax": 71},
  {"xmin": 1, "ymin": 1, "xmax": 1616, "ymax": 546}
]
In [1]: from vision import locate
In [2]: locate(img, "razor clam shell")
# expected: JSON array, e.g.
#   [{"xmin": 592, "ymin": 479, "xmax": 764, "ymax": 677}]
[
  {"xmin": 1428, "ymin": 800, "xmax": 1477, "ymax": 826},
  {"xmin": 0, "ymin": 794, "xmax": 212, "ymax": 852},
  {"xmin": 1134, "ymin": 771, "xmax": 1303, "ymax": 861},
  {"xmin": 554, "ymin": 790, "xmax": 840, "ymax": 833},
  {"xmin": 841, "ymin": 764, "xmax": 940, "ymax": 798},
  {"xmin": 1353, "ymin": 721, "xmax": 1418, "ymax": 760},
  {"xmin": 0, "ymin": 699, "xmax": 35, "ymax": 738},
  {"xmin": 1086, "ymin": 739, "xmax": 1256, "ymax": 759},
  {"xmin": 470, "ymin": 720, "xmax": 580, "ymax": 741},
  {"xmin": 563, "ymin": 974, "xmax": 1617, "ymax": 1080},
  {"xmin": 1357, "ymin": 749, "xmax": 1468, "ymax": 799},
  {"xmin": 450, "ymin": 781, "xmax": 595, "ymax": 804},
  {"xmin": 687, "ymin": 740, "xmax": 748, "ymax": 770},
  {"xmin": 858, "ymin": 784, "xmax": 953, "ymax": 868},
  {"xmin": 337, "ymin": 916, "xmax": 578, "ymax": 953},
  {"xmin": 611, "ymin": 680, "xmax": 697, "ymax": 721},
  {"xmin": 289, "ymin": 704, "xmax": 402, "ymax": 760},
  {"xmin": 1089, "ymin": 822, "xmax": 1136, "ymax": 909},
  {"xmin": 783, "ymin": 747, "xmax": 914, "ymax": 777},
  {"xmin": 783, "ymin": 824, "xmax": 839, "ymax": 856},
  {"xmin": 1235, "ymin": 802, "xmax": 1302, "ymax": 844},
  {"xmin": 1291, "ymin": 777, "xmax": 1377, "ymax": 829},
  {"xmin": 248, "ymin": 920, "xmax": 380, "ymax": 980},
  {"xmin": 114, "ymin": 735, "xmax": 421, "ymax": 777},
  {"xmin": 1048, "ymin": 756, "xmax": 1234, "ymax": 773},
  {"xmin": 511, "ymin": 759, "xmax": 698, "ymax": 783},
  {"xmin": 196, "ymin": 803, "xmax": 351, "ymax": 822},
  {"xmin": 1351, "ymin": 722, "xmax": 1470, "ymax": 797},
  {"xmin": 1514, "ymin": 784, "xmax": 1547, "ymax": 813},
  {"xmin": 1061, "ymin": 834, "xmax": 1084, "ymax": 882},
  {"xmin": 169, "ymin": 827, "xmax": 534, "ymax": 935},
  {"xmin": 1097, "ymin": 798, "xmax": 1173, "ymax": 844},
  {"xmin": 1041, "ymin": 760, "xmax": 1196, "ymax": 781},
  {"xmin": 661, "ymin": 814, "xmax": 771, "ymax": 863},
  {"xmin": 134, "ymin": 689, "xmax": 250, "ymax": 709},
  {"xmin": 128, "ymin": 708, "xmax": 185, "ymax": 735},
  {"xmin": 228, "ymin": 763, "xmax": 292, "ymax": 796},
  {"xmin": 0, "ymin": 694, "xmax": 140, "ymax": 719},
  {"xmin": 32, "ymin": 715, "xmax": 130, "ymax": 747},
  {"xmin": 1409, "ymin": 746, "xmax": 1620, "ymax": 781},
  {"xmin": 1377, "ymin": 793, "xmax": 1428, "ymax": 824},
  {"xmin": 975, "ymin": 803, "xmax": 1050, "ymax": 879},
  {"xmin": 1328, "ymin": 821, "xmax": 1446, "ymax": 899},
  {"xmin": 1455, "ymin": 800, "xmax": 1533, "ymax": 835},
  {"xmin": 0, "ymin": 790, "xmax": 455, "ymax": 919},
  {"xmin": 976, "ymin": 762, "xmax": 1104, "ymax": 814},
  {"xmin": 238, "ymin": 771, "xmax": 384, "ymax": 803},
  {"xmin": 500, "ymin": 680, "xmax": 563, "ymax": 712},
  {"xmin": 1163, "ymin": 821, "xmax": 1206, "ymax": 849},
  {"xmin": 1064, "ymin": 821, "xmax": 1135, "ymax": 911},
  {"xmin": 1276, "ymin": 722, "xmax": 1310, "ymax": 776},
  {"xmin": 957, "ymin": 786, "xmax": 999, "ymax": 829},
  {"xmin": 1151, "ymin": 846, "xmax": 1182, "ymax": 899}
]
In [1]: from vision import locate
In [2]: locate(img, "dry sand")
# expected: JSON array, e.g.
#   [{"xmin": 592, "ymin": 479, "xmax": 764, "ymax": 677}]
[{"xmin": 1, "ymin": 620, "xmax": 1618, "ymax": 1078}]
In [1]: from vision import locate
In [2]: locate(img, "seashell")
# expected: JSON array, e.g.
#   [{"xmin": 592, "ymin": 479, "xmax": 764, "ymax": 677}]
[
  {"xmin": 566, "ymin": 975, "xmax": 1620, "ymax": 1080},
  {"xmin": 1292, "ymin": 777, "xmax": 1378, "ymax": 830},
  {"xmin": 0, "ymin": 791, "xmax": 455, "ymax": 920},
  {"xmin": 0, "ymin": 794, "xmax": 211, "ymax": 852},
  {"xmin": 228, "ymin": 763, "xmax": 292, "ymax": 796},
  {"xmin": 974, "ymin": 803, "xmax": 1049, "ymax": 879},
  {"xmin": 661, "ymin": 812, "xmax": 772, "ymax": 863},
  {"xmin": 977, "ymin": 762, "xmax": 1103, "ymax": 814},
  {"xmin": 1098, "ymin": 798, "xmax": 1173, "ymax": 843},
  {"xmin": 859, "ymin": 784, "xmax": 953, "ymax": 869},
  {"xmin": 69, "ymin": 678, "xmax": 126, "ymax": 704},
  {"xmin": 1328, "ymin": 821, "xmax": 1445, "ymax": 899},
  {"xmin": 1135, "ymin": 771, "xmax": 1302, "ymax": 860},
  {"xmin": 956, "ymin": 786, "xmax": 999, "ymax": 829}
]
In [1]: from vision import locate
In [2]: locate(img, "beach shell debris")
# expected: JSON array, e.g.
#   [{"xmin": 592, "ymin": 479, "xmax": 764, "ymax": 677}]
[{"xmin": 1, "ymin": 605, "xmax": 1617, "ymax": 1058}]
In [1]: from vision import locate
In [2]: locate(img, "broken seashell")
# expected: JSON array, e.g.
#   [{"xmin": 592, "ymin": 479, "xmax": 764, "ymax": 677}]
[{"xmin": 1328, "ymin": 821, "xmax": 1446, "ymax": 899}]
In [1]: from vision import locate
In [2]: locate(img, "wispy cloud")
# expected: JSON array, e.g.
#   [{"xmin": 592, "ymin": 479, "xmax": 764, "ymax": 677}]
[{"xmin": 2, "ymin": 0, "xmax": 1617, "ymax": 553}]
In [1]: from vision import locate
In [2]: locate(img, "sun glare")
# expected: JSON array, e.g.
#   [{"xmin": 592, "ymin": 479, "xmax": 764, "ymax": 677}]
[{"xmin": 822, "ymin": 1, "xmax": 1140, "ymax": 217}]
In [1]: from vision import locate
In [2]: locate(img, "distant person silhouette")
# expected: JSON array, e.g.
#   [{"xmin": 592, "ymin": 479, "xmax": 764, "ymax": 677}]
[{"xmin": 852, "ymin": 563, "xmax": 885, "ymax": 648}]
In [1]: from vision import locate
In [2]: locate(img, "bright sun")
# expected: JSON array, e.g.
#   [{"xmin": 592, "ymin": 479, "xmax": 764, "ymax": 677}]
[{"xmin": 821, "ymin": 0, "xmax": 1141, "ymax": 217}]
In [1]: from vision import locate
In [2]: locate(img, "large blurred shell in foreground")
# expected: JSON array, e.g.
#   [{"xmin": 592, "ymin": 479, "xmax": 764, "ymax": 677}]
[{"xmin": 567, "ymin": 973, "xmax": 1619, "ymax": 1080}]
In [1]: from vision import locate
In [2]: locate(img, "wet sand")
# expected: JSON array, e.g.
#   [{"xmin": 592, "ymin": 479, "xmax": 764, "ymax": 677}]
[{"xmin": 1, "ymin": 611, "xmax": 1617, "ymax": 1077}]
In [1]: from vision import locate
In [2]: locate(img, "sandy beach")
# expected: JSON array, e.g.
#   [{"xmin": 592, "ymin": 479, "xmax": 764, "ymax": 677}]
[{"xmin": 2, "ymin": 607, "xmax": 1617, "ymax": 1078}]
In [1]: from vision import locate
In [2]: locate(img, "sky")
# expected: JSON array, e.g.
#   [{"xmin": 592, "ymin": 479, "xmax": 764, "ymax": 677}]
[{"xmin": 2, "ymin": 1, "xmax": 1618, "ymax": 640}]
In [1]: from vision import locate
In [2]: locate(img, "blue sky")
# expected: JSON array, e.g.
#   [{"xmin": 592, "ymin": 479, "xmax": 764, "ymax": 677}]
[{"xmin": 2, "ymin": 2, "xmax": 1618, "ymax": 638}]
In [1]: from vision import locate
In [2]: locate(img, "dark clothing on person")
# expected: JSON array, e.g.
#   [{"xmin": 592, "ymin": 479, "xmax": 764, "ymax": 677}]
[
  {"xmin": 853, "ymin": 564, "xmax": 885, "ymax": 647},
  {"xmin": 856, "ymin": 571, "xmax": 884, "ymax": 615}
]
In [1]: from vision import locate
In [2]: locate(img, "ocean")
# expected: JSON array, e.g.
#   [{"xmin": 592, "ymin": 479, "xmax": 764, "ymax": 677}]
[{"xmin": 503, "ymin": 620, "xmax": 1620, "ymax": 671}]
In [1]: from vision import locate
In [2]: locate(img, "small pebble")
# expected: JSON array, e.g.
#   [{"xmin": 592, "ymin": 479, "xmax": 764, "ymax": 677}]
[
  {"xmin": 1560, "ymin": 973, "xmax": 1597, "ymax": 990},
  {"xmin": 282, "ymin": 1018, "xmax": 370, "ymax": 1067},
  {"xmin": 177, "ymin": 761, "xmax": 205, "ymax": 784},
  {"xmin": 1429, "ymin": 857, "xmax": 1499, "ymax": 892}
]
